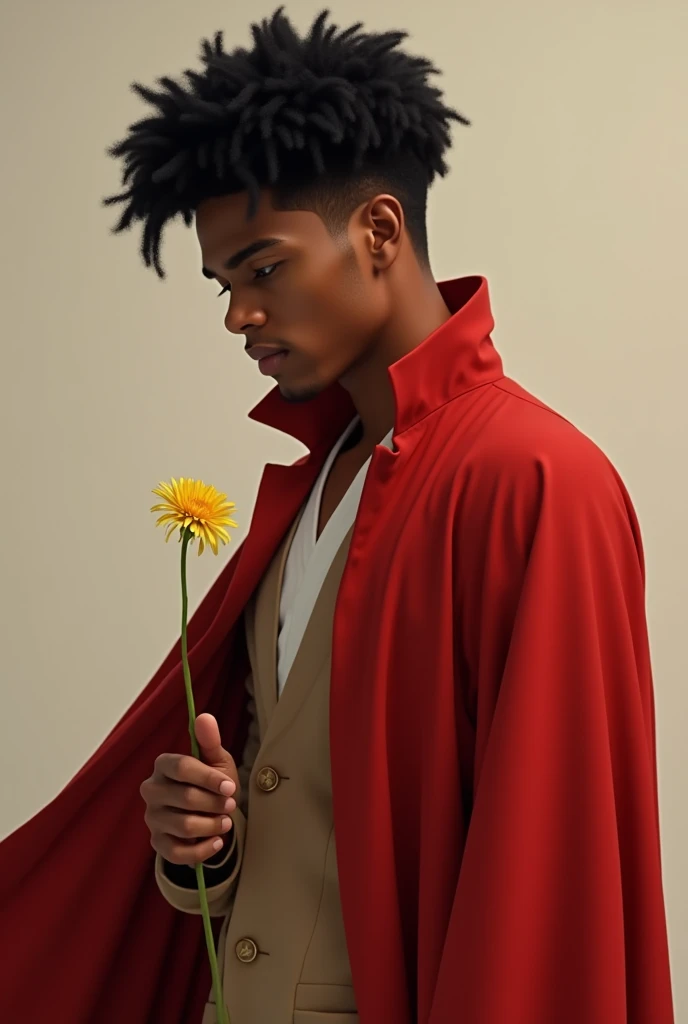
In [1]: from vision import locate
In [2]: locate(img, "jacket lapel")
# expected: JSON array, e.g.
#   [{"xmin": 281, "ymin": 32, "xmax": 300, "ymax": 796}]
[
  {"xmin": 249, "ymin": 520, "xmax": 355, "ymax": 745},
  {"xmin": 247, "ymin": 508, "xmax": 304, "ymax": 732}
]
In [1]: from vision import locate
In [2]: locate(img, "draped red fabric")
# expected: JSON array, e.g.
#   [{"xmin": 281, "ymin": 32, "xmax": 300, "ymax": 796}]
[{"xmin": 0, "ymin": 278, "xmax": 674, "ymax": 1023}]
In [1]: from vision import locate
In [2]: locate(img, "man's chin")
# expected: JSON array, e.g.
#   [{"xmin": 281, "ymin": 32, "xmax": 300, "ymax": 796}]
[{"xmin": 277, "ymin": 381, "xmax": 326, "ymax": 404}]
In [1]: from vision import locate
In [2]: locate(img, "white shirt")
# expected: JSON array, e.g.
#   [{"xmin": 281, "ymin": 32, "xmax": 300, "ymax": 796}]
[{"xmin": 277, "ymin": 416, "xmax": 395, "ymax": 695}]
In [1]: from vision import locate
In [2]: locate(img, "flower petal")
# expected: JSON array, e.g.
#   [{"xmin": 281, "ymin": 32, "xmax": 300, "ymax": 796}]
[
  {"xmin": 164, "ymin": 521, "xmax": 180, "ymax": 542},
  {"xmin": 156, "ymin": 513, "xmax": 182, "ymax": 528},
  {"xmin": 151, "ymin": 477, "xmax": 238, "ymax": 547}
]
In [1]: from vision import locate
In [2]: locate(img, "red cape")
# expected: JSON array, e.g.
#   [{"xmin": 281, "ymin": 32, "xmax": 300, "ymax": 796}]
[{"xmin": 0, "ymin": 278, "xmax": 674, "ymax": 1023}]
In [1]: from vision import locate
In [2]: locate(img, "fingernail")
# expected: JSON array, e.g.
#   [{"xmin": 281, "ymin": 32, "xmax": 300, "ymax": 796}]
[
  {"xmin": 212, "ymin": 839, "xmax": 223, "ymax": 851},
  {"xmin": 221, "ymin": 816, "xmax": 232, "ymax": 831},
  {"xmin": 224, "ymin": 797, "xmax": 236, "ymax": 813},
  {"xmin": 220, "ymin": 780, "xmax": 235, "ymax": 796}
]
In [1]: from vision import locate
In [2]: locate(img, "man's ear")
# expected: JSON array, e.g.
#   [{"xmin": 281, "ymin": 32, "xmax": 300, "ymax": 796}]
[{"xmin": 358, "ymin": 194, "xmax": 404, "ymax": 272}]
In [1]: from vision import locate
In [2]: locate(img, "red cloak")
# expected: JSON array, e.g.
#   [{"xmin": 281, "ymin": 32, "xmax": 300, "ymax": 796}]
[{"xmin": 0, "ymin": 277, "xmax": 674, "ymax": 1023}]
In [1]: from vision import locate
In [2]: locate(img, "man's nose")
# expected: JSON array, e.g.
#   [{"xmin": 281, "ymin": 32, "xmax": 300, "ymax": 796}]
[{"xmin": 224, "ymin": 299, "xmax": 266, "ymax": 335}]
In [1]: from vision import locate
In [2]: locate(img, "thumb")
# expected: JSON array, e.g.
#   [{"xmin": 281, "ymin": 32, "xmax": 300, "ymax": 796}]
[{"xmin": 194, "ymin": 713, "xmax": 236, "ymax": 775}]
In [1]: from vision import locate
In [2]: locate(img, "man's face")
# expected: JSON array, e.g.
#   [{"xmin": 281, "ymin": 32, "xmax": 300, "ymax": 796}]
[{"xmin": 195, "ymin": 190, "xmax": 390, "ymax": 403}]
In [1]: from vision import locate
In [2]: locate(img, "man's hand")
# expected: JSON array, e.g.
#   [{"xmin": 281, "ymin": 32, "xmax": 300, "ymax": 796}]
[{"xmin": 141, "ymin": 714, "xmax": 240, "ymax": 866}]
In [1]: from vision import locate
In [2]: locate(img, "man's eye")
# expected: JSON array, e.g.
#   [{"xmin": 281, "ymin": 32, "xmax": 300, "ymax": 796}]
[
  {"xmin": 216, "ymin": 263, "xmax": 279, "ymax": 297},
  {"xmin": 254, "ymin": 263, "xmax": 279, "ymax": 281}
]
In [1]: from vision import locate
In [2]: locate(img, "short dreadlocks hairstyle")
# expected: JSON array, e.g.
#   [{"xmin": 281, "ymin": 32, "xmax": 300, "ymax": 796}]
[{"xmin": 104, "ymin": 7, "xmax": 469, "ymax": 278}]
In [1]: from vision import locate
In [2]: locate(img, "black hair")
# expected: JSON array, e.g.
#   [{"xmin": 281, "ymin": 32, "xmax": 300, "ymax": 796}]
[{"xmin": 104, "ymin": 7, "xmax": 470, "ymax": 277}]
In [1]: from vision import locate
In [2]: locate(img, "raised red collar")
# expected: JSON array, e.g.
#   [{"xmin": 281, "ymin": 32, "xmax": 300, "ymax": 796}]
[{"xmin": 248, "ymin": 276, "xmax": 503, "ymax": 453}]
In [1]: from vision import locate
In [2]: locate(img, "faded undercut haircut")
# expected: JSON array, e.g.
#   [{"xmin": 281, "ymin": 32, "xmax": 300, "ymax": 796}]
[{"xmin": 104, "ymin": 7, "xmax": 470, "ymax": 277}]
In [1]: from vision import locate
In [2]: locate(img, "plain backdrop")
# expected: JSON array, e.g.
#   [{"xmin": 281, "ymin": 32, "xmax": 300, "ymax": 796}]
[{"xmin": 1, "ymin": 0, "xmax": 686, "ymax": 1015}]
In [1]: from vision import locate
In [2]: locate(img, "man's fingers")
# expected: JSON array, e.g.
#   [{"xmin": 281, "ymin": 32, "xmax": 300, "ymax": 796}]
[
  {"xmin": 156, "ymin": 808, "xmax": 233, "ymax": 841},
  {"xmin": 147, "ymin": 778, "xmax": 236, "ymax": 816},
  {"xmin": 194, "ymin": 716, "xmax": 239, "ymax": 786},
  {"xmin": 194, "ymin": 713, "xmax": 223, "ymax": 755},
  {"xmin": 157, "ymin": 833, "xmax": 231, "ymax": 867},
  {"xmin": 155, "ymin": 752, "xmax": 236, "ymax": 796}
]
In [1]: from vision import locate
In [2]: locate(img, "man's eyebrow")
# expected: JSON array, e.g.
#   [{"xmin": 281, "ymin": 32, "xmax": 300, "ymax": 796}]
[{"xmin": 201, "ymin": 237, "xmax": 284, "ymax": 279}]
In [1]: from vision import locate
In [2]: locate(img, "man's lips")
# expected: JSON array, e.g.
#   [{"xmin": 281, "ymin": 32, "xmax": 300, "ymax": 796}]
[
  {"xmin": 246, "ymin": 345, "xmax": 289, "ymax": 361},
  {"xmin": 246, "ymin": 346, "xmax": 290, "ymax": 376}
]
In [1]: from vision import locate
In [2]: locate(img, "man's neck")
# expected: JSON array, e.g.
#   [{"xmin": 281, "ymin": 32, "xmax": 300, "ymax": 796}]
[{"xmin": 339, "ymin": 274, "xmax": 452, "ymax": 447}]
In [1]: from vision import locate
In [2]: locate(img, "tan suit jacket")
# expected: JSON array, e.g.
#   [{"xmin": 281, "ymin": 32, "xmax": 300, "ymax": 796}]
[{"xmin": 155, "ymin": 513, "xmax": 358, "ymax": 1024}]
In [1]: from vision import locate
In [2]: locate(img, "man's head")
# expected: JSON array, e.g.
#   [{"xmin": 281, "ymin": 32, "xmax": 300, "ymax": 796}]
[{"xmin": 106, "ymin": 8, "xmax": 469, "ymax": 402}]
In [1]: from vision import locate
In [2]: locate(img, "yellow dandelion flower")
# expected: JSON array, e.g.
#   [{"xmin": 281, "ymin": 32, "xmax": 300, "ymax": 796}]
[
  {"xmin": 149, "ymin": 476, "xmax": 237, "ymax": 1024},
  {"xmin": 151, "ymin": 477, "xmax": 238, "ymax": 555}
]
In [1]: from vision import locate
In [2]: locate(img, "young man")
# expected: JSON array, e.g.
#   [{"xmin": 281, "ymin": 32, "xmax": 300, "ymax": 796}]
[{"xmin": 0, "ymin": 9, "xmax": 674, "ymax": 1024}]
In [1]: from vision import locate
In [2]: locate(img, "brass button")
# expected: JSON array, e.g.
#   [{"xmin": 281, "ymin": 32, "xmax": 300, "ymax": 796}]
[
  {"xmin": 235, "ymin": 938, "xmax": 258, "ymax": 963},
  {"xmin": 256, "ymin": 766, "xmax": 280, "ymax": 792}
]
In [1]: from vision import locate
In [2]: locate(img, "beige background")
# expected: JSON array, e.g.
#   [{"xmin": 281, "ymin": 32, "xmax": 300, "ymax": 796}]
[{"xmin": 1, "ymin": 0, "xmax": 686, "ymax": 1014}]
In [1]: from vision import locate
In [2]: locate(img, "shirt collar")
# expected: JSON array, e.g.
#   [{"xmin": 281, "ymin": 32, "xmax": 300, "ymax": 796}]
[{"xmin": 248, "ymin": 276, "xmax": 503, "ymax": 453}]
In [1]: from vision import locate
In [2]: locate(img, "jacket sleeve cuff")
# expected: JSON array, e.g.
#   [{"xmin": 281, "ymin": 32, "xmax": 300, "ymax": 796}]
[{"xmin": 154, "ymin": 809, "xmax": 246, "ymax": 917}]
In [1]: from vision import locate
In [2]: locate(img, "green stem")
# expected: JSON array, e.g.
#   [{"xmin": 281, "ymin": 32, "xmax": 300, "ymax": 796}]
[{"xmin": 180, "ymin": 528, "xmax": 231, "ymax": 1024}]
